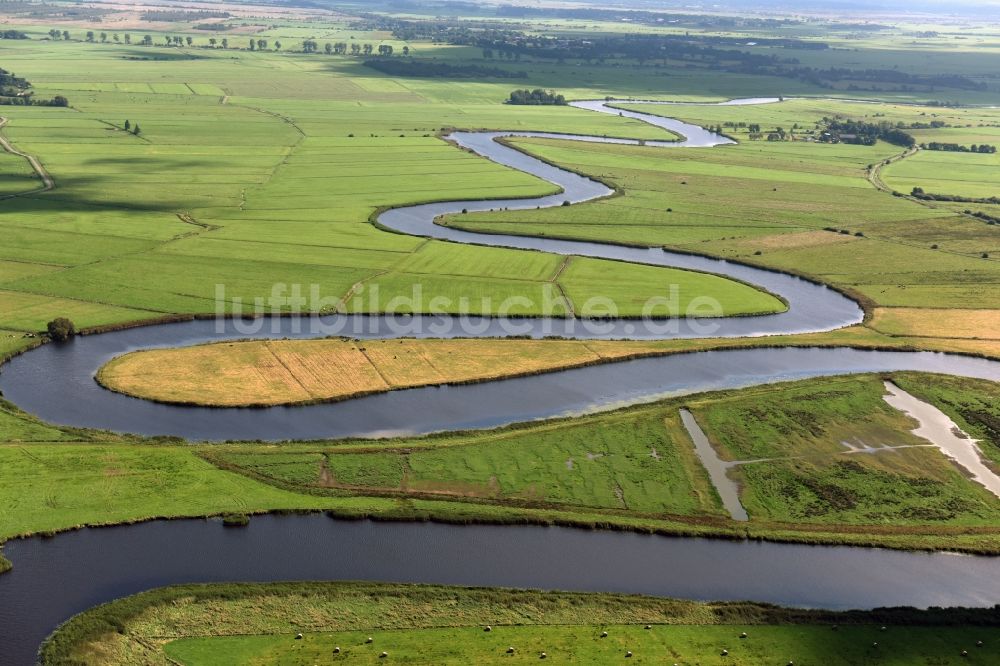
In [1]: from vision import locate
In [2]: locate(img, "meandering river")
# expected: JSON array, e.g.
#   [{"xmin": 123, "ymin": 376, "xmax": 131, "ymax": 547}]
[{"xmin": 1, "ymin": 99, "xmax": 998, "ymax": 664}]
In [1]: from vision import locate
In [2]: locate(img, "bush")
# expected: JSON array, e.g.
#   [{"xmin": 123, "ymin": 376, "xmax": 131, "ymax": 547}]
[
  {"xmin": 46, "ymin": 318, "xmax": 76, "ymax": 342},
  {"xmin": 222, "ymin": 513, "xmax": 250, "ymax": 527}
]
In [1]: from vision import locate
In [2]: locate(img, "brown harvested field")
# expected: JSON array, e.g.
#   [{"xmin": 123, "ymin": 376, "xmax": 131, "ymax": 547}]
[
  {"xmin": 96, "ymin": 338, "xmax": 663, "ymax": 407},
  {"xmin": 871, "ymin": 308, "xmax": 1000, "ymax": 340},
  {"xmin": 747, "ymin": 230, "xmax": 861, "ymax": 252},
  {"xmin": 95, "ymin": 327, "xmax": 1000, "ymax": 408}
]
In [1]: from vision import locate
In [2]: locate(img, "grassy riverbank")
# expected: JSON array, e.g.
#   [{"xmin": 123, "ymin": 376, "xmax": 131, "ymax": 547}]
[
  {"xmin": 201, "ymin": 372, "xmax": 1000, "ymax": 552},
  {"xmin": 41, "ymin": 582, "xmax": 1000, "ymax": 665},
  {"xmin": 2, "ymin": 372, "xmax": 998, "ymax": 558}
]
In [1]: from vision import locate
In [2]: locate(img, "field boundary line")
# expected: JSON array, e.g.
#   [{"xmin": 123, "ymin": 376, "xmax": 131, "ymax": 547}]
[
  {"xmin": 549, "ymin": 256, "xmax": 577, "ymax": 316},
  {"xmin": 0, "ymin": 116, "xmax": 55, "ymax": 199},
  {"xmin": 335, "ymin": 269, "xmax": 391, "ymax": 313},
  {"xmin": 261, "ymin": 340, "xmax": 319, "ymax": 400},
  {"xmin": 356, "ymin": 344, "xmax": 394, "ymax": 388}
]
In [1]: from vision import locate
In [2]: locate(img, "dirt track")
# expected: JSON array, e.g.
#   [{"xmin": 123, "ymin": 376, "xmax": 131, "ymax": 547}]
[{"xmin": 0, "ymin": 116, "xmax": 54, "ymax": 198}]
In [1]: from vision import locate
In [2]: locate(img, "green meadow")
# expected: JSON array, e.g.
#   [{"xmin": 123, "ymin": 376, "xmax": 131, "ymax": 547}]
[
  {"xmin": 446, "ymin": 129, "xmax": 1000, "ymax": 309},
  {"xmin": 43, "ymin": 582, "xmax": 1000, "ymax": 666},
  {"xmin": 883, "ymin": 150, "xmax": 1000, "ymax": 199},
  {"xmin": 0, "ymin": 371, "xmax": 998, "ymax": 553},
  {"xmin": 164, "ymin": 625, "xmax": 999, "ymax": 666},
  {"xmin": 0, "ymin": 38, "xmax": 802, "ymax": 334}
]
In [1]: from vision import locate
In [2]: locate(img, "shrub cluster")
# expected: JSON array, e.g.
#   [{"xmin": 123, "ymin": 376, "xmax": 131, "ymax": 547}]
[
  {"xmin": 507, "ymin": 88, "xmax": 567, "ymax": 105},
  {"xmin": 911, "ymin": 188, "xmax": 1000, "ymax": 205}
]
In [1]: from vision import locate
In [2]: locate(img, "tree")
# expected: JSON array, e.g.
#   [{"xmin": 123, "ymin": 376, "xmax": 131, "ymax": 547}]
[
  {"xmin": 221, "ymin": 38, "xmax": 228, "ymax": 49},
  {"xmin": 141, "ymin": 35, "xmax": 152, "ymax": 46},
  {"xmin": 274, "ymin": 40, "xmax": 281, "ymax": 51},
  {"xmin": 186, "ymin": 36, "xmax": 193, "ymax": 46},
  {"xmin": 51, "ymin": 95, "xmax": 69, "ymax": 107},
  {"xmin": 164, "ymin": 35, "xmax": 172, "ymax": 45},
  {"xmin": 62, "ymin": 30, "xmax": 70, "ymax": 41},
  {"xmin": 350, "ymin": 43, "xmax": 361, "ymax": 55},
  {"xmin": 209, "ymin": 38, "xmax": 217, "ymax": 48},
  {"xmin": 48, "ymin": 29, "xmax": 60, "ymax": 40},
  {"xmin": 249, "ymin": 39, "xmax": 255, "ymax": 51},
  {"xmin": 113, "ymin": 33, "xmax": 120, "ymax": 43},
  {"xmin": 363, "ymin": 43, "xmax": 373, "ymax": 55},
  {"xmin": 257, "ymin": 39, "xmax": 267, "ymax": 51},
  {"xmin": 324, "ymin": 42, "xmax": 333, "ymax": 55},
  {"xmin": 124, "ymin": 119, "xmax": 131, "ymax": 131},
  {"xmin": 132, "ymin": 123, "xmax": 141, "ymax": 136},
  {"xmin": 100, "ymin": 32, "xmax": 107, "ymax": 43},
  {"xmin": 83, "ymin": 30, "xmax": 91, "ymax": 43},
  {"xmin": 378, "ymin": 44, "xmax": 393, "ymax": 56},
  {"xmin": 47, "ymin": 318, "xmax": 76, "ymax": 342},
  {"xmin": 402, "ymin": 45, "xmax": 409, "ymax": 56},
  {"xmin": 301, "ymin": 40, "xmax": 318, "ymax": 53},
  {"xmin": 124, "ymin": 33, "xmax": 131, "ymax": 44}
]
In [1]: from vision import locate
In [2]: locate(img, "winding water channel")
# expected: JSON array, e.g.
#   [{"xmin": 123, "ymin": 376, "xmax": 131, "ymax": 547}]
[{"xmin": 1, "ymin": 99, "xmax": 999, "ymax": 663}]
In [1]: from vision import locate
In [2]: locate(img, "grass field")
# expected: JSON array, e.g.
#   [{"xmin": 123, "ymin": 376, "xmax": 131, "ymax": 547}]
[
  {"xmin": 42, "ymin": 582, "xmax": 1000, "ymax": 666},
  {"xmin": 199, "ymin": 372, "xmax": 1000, "ymax": 551},
  {"xmin": 883, "ymin": 150, "xmax": 1000, "ymax": 200},
  {"xmin": 688, "ymin": 376, "xmax": 1000, "ymax": 526},
  {"xmin": 445, "ymin": 129, "xmax": 1000, "ymax": 318},
  {"xmin": 0, "ymin": 35, "xmax": 995, "ymax": 335},
  {"xmin": 0, "ymin": 39, "xmax": 800, "ymax": 332},
  {"xmin": 164, "ymin": 625, "xmax": 1000, "ymax": 666}
]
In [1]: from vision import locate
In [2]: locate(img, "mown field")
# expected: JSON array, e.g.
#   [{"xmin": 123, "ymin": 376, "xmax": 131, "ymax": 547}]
[
  {"xmin": 0, "ymin": 37, "xmax": 798, "ymax": 344},
  {"xmin": 445, "ymin": 118, "xmax": 1000, "ymax": 323},
  {"xmin": 0, "ymin": 35, "xmax": 995, "ymax": 350},
  {"xmin": 93, "ymin": 324, "xmax": 1000, "ymax": 408},
  {"xmin": 95, "ymin": 337, "xmax": 666, "ymax": 407},
  {"xmin": 42, "ymin": 582, "xmax": 1000, "ymax": 666}
]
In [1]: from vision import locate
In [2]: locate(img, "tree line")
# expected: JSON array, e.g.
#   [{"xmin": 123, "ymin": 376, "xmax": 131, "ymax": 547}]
[
  {"xmin": 0, "ymin": 67, "xmax": 68, "ymax": 107},
  {"xmin": 911, "ymin": 188, "xmax": 1000, "ymax": 205},
  {"xmin": 371, "ymin": 14, "xmax": 986, "ymax": 94},
  {"xmin": 922, "ymin": 142, "xmax": 997, "ymax": 154},
  {"xmin": 42, "ymin": 29, "xmax": 418, "ymax": 56}
]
